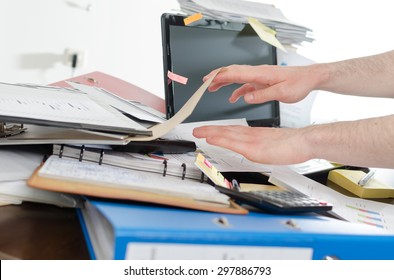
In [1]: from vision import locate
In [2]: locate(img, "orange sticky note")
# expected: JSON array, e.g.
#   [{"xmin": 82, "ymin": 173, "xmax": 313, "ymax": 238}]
[
  {"xmin": 184, "ymin": 13, "xmax": 203, "ymax": 25},
  {"xmin": 167, "ymin": 70, "xmax": 188, "ymax": 85}
]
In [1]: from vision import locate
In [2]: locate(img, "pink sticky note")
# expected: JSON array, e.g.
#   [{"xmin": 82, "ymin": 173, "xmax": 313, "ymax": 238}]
[
  {"xmin": 167, "ymin": 70, "xmax": 188, "ymax": 85},
  {"xmin": 204, "ymin": 159, "xmax": 212, "ymax": 168}
]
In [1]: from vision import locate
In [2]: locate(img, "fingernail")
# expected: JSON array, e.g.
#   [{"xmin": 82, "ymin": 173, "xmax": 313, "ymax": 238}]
[
  {"xmin": 245, "ymin": 93, "xmax": 254, "ymax": 102},
  {"xmin": 229, "ymin": 96, "xmax": 239, "ymax": 103}
]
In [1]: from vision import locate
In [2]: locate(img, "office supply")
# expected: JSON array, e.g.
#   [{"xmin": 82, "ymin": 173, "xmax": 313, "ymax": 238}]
[
  {"xmin": 161, "ymin": 13, "xmax": 280, "ymax": 127},
  {"xmin": 269, "ymin": 167, "xmax": 394, "ymax": 231},
  {"xmin": 52, "ymin": 144, "xmax": 202, "ymax": 180},
  {"xmin": 164, "ymin": 118, "xmax": 337, "ymax": 174},
  {"xmin": 183, "ymin": 12, "xmax": 203, "ymax": 25},
  {"xmin": 195, "ymin": 153, "xmax": 333, "ymax": 214},
  {"xmin": 0, "ymin": 145, "xmax": 81, "ymax": 207},
  {"xmin": 27, "ymin": 155, "xmax": 247, "ymax": 214},
  {"xmin": 78, "ymin": 198, "xmax": 394, "ymax": 260},
  {"xmin": 177, "ymin": 0, "xmax": 313, "ymax": 46},
  {"xmin": 0, "ymin": 122, "xmax": 27, "ymax": 137},
  {"xmin": 0, "ymin": 69, "xmax": 219, "ymax": 145},
  {"xmin": 328, "ymin": 169, "xmax": 394, "ymax": 198},
  {"xmin": 52, "ymin": 71, "xmax": 166, "ymax": 114},
  {"xmin": 0, "ymin": 180, "xmax": 82, "ymax": 208},
  {"xmin": 0, "ymin": 145, "xmax": 48, "ymax": 182},
  {"xmin": 0, "ymin": 82, "xmax": 149, "ymax": 135},
  {"xmin": 66, "ymin": 82, "xmax": 166, "ymax": 124},
  {"xmin": 111, "ymin": 139, "xmax": 196, "ymax": 154},
  {"xmin": 358, "ymin": 169, "xmax": 376, "ymax": 186},
  {"xmin": 0, "ymin": 124, "xmax": 132, "ymax": 146},
  {"xmin": 248, "ymin": 17, "xmax": 286, "ymax": 52}
]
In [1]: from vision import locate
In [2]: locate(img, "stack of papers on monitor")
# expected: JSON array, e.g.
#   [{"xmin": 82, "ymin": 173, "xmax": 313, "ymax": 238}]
[{"xmin": 177, "ymin": 0, "xmax": 314, "ymax": 46}]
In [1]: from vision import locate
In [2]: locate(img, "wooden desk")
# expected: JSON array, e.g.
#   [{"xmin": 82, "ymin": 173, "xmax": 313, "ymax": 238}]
[
  {"xmin": 0, "ymin": 202, "xmax": 89, "ymax": 260},
  {"xmin": 0, "ymin": 72, "xmax": 166, "ymax": 260}
]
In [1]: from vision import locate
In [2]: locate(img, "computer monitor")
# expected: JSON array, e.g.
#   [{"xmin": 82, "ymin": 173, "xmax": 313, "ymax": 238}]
[{"xmin": 161, "ymin": 13, "xmax": 280, "ymax": 127}]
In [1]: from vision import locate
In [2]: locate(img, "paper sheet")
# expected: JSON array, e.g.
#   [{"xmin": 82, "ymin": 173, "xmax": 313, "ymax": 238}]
[
  {"xmin": 67, "ymin": 82, "xmax": 165, "ymax": 123},
  {"xmin": 269, "ymin": 167, "xmax": 394, "ymax": 232},
  {"xmin": 0, "ymin": 82, "xmax": 147, "ymax": 132},
  {"xmin": 164, "ymin": 118, "xmax": 334, "ymax": 174},
  {"xmin": 276, "ymin": 49, "xmax": 317, "ymax": 128},
  {"xmin": 127, "ymin": 69, "xmax": 220, "ymax": 141},
  {"xmin": 0, "ymin": 179, "xmax": 80, "ymax": 208},
  {"xmin": 38, "ymin": 155, "xmax": 229, "ymax": 205},
  {"xmin": 0, "ymin": 146, "xmax": 45, "ymax": 181}
]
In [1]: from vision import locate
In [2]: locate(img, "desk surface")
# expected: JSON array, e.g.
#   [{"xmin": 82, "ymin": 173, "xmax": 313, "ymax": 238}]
[
  {"xmin": 0, "ymin": 202, "xmax": 89, "ymax": 260},
  {"xmin": 0, "ymin": 72, "xmax": 166, "ymax": 260}
]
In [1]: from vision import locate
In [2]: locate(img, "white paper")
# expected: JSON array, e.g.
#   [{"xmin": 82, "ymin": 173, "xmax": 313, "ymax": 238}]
[
  {"xmin": 0, "ymin": 146, "xmax": 45, "ymax": 181},
  {"xmin": 67, "ymin": 82, "xmax": 165, "ymax": 123},
  {"xmin": 38, "ymin": 156, "xmax": 230, "ymax": 205},
  {"xmin": 164, "ymin": 118, "xmax": 334, "ymax": 174},
  {"xmin": 0, "ymin": 180, "xmax": 80, "ymax": 208},
  {"xmin": 276, "ymin": 49, "xmax": 317, "ymax": 128},
  {"xmin": 269, "ymin": 167, "xmax": 394, "ymax": 232},
  {"xmin": 0, "ymin": 82, "xmax": 147, "ymax": 132}
]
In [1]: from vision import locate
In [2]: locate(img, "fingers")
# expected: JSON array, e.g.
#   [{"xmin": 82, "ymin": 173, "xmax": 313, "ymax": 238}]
[
  {"xmin": 229, "ymin": 84, "xmax": 256, "ymax": 103},
  {"xmin": 193, "ymin": 125, "xmax": 254, "ymax": 139},
  {"xmin": 204, "ymin": 65, "xmax": 273, "ymax": 92},
  {"xmin": 193, "ymin": 125, "xmax": 253, "ymax": 151}
]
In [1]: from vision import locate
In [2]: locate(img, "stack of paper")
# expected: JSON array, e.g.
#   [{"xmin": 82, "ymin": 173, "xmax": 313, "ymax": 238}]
[
  {"xmin": 177, "ymin": 0, "xmax": 314, "ymax": 46},
  {"xmin": 0, "ymin": 146, "xmax": 81, "ymax": 207}
]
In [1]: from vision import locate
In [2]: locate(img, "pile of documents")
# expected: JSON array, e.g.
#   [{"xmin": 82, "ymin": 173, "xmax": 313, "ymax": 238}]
[{"xmin": 177, "ymin": 0, "xmax": 314, "ymax": 46}]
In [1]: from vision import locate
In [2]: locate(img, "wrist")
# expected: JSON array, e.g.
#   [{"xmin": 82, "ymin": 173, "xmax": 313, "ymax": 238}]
[{"xmin": 308, "ymin": 63, "xmax": 332, "ymax": 91}]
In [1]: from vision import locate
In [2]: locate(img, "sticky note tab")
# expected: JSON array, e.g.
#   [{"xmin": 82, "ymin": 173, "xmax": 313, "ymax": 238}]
[
  {"xmin": 195, "ymin": 153, "xmax": 229, "ymax": 188},
  {"xmin": 248, "ymin": 17, "xmax": 287, "ymax": 52},
  {"xmin": 167, "ymin": 70, "xmax": 188, "ymax": 85},
  {"xmin": 184, "ymin": 13, "xmax": 203, "ymax": 26}
]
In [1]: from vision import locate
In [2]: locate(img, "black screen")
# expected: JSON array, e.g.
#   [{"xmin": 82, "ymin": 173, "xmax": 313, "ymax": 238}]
[{"xmin": 162, "ymin": 14, "xmax": 279, "ymax": 127}]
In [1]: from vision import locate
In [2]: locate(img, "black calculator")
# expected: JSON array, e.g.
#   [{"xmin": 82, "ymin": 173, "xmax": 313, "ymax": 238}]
[{"xmin": 214, "ymin": 185, "xmax": 333, "ymax": 214}]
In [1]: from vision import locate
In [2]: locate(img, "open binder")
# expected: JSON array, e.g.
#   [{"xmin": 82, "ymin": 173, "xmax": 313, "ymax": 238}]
[
  {"xmin": 27, "ymin": 154, "xmax": 248, "ymax": 215},
  {"xmin": 52, "ymin": 144, "xmax": 204, "ymax": 181},
  {"xmin": 0, "ymin": 70, "xmax": 219, "ymax": 145}
]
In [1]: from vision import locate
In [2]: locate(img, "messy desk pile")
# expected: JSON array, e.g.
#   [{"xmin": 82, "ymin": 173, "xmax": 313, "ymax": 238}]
[{"xmin": 1, "ymin": 1, "xmax": 394, "ymax": 260}]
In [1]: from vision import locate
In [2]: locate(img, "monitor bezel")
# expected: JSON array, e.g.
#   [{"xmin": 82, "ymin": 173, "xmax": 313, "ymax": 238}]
[{"xmin": 161, "ymin": 13, "xmax": 280, "ymax": 127}]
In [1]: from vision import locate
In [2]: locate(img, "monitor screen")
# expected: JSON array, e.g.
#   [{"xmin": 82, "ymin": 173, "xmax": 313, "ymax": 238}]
[{"xmin": 161, "ymin": 14, "xmax": 279, "ymax": 127}]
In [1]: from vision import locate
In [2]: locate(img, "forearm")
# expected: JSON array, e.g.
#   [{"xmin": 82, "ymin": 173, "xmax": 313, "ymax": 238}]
[
  {"xmin": 311, "ymin": 50, "xmax": 394, "ymax": 98},
  {"xmin": 303, "ymin": 114, "xmax": 394, "ymax": 168}
]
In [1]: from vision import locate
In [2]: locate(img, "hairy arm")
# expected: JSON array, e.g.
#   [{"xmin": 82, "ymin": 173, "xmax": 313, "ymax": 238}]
[
  {"xmin": 193, "ymin": 114, "xmax": 394, "ymax": 168},
  {"xmin": 204, "ymin": 50, "xmax": 394, "ymax": 104},
  {"xmin": 313, "ymin": 50, "xmax": 394, "ymax": 98}
]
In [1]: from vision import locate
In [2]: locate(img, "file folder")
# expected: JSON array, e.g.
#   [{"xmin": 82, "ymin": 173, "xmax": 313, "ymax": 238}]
[{"xmin": 78, "ymin": 198, "xmax": 394, "ymax": 260}]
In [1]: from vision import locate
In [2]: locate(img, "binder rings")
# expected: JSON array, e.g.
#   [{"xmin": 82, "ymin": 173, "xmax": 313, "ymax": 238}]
[
  {"xmin": 27, "ymin": 155, "xmax": 247, "ymax": 214},
  {"xmin": 52, "ymin": 144, "xmax": 203, "ymax": 181},
  {"xmin": 78, "ymin": 198, "xmax": 394, "ymax": 260}
]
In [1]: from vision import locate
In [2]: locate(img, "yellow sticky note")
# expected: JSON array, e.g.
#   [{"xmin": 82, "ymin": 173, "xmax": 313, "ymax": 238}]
[
  {"xmin": 194, "ymin": 153, "xmax": 230, "ymax": 188},
  {"xmin": 184, "ymin": 13, "xmax": 203, "ymax": 25},
  {"xmin": 248, "ymin": 17, "xmax": 287, "ymax": 52},
  {"xmin": 328, "ymin": 169, "xmax": 394, "ymax": 198}
]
